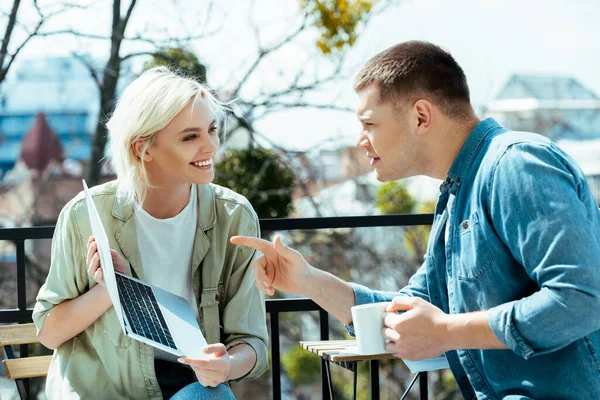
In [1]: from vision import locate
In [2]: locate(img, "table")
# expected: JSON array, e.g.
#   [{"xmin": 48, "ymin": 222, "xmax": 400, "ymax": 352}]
[{"xmin": 299, "ymin": 340, "xmax": 426, "ymax": 400}]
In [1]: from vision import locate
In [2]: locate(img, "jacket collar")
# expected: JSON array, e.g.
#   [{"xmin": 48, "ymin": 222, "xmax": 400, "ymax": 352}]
[{"xmin": 440, "ymin": 117, "xmax": 503, "ymax": 195}]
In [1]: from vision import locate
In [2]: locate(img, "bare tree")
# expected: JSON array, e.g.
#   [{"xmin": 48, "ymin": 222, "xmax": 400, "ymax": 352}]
[
  {"xmin": 0, "ymin": 0, "xmax": 85, "ymax": 85},
  {"xmin": 33, "ymin": 0, "xmax": 221, "ymax": 185},
  {"xmin": 85, "ymin": 0, "xmax": 138, "ymax": 185}
]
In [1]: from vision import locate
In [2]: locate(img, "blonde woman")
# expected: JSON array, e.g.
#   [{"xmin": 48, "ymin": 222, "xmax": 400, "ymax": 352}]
[{"xmin": 33, "ymin": 67, "xmax": 268, "ymax": 399}]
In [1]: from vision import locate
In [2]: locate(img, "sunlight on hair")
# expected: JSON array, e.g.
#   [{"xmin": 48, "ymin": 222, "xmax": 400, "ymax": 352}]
[{"xmin": 106, "ymin": 66, "xmax": 230, "ymax": 206}]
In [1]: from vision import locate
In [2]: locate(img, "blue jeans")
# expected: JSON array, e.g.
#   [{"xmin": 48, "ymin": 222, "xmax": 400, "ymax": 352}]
[{"xmin": 170, "ymin": 382, "xmax": 235, "ymax": 400}]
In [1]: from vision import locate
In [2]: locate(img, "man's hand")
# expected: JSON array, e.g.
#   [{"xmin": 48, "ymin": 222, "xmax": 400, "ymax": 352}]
[
  {"xmin": 178, "ymin": 344, "xmax": 231, "ymax": 387},
  {"xmin": 230, "ymin": 234, "xmax": 313, "ymax": 296},
  {"xmin": 383, "ymin": 296, "xmax": 450, "ymax": 360},
  {"xmin": 86, "ymin": 236, "xmax": 130, "ymax": 287}
]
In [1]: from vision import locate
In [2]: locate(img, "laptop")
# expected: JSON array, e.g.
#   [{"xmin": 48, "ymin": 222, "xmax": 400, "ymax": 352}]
[{"xmin": 82, "ymin": 180, "xmax": 208, "ymax": 359}]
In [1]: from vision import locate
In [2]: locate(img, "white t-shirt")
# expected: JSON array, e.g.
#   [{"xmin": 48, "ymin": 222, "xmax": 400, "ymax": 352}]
[{"xmin": 134, "ymin": 185, "xmax": 199, "ymax": 361}]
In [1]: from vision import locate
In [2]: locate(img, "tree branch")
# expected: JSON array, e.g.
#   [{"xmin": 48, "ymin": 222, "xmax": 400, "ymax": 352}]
[
  {"xmin": 0, "ymin": 0, "xmax": 22, "ymax": 80},
  {"xmin": 122, "ymin": 0, "xmax": 137, "ymax": 28},
  {"xmin": 232, "ymin": 12, "xmax": 309, "ymax": 98},
  {"xmin": 254, "ymin": 101, "xmax": 354, "ymax": 115},
  {"xmin": 71, "ymin": 52, "xmax": 101, "ymax": 87}
]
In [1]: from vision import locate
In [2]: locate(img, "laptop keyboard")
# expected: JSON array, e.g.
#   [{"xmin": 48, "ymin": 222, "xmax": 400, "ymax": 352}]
[{"xmin": 115, "ymin": 274, "xmax": 177, "ymax": 350}]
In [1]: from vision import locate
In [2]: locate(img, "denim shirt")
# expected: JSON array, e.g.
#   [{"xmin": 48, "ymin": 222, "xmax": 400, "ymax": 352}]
[{"xmin": 348, "ymin": 118, "xmax": 600, "ymax": 399}]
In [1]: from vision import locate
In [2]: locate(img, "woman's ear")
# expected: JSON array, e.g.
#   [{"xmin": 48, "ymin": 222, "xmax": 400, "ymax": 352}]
[{"xmin": 132, "ymin": 140, "xmax": 152, "ymax": 162}]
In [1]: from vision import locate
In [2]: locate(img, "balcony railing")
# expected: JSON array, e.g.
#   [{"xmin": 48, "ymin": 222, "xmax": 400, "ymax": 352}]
[{"xmin": 0, "ymin": 214, "xmax": 434, "ymax": 399}]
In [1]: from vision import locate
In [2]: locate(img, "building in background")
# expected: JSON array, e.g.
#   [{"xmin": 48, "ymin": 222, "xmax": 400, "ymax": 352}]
[
  {"xmin": 483, "ymin": 74, "xmax": 600, "ymax": 203},
  {"xmin": 294, "ymin": 74, "xmax": 600, "ymax": 218},
  {"xmin": 0, "ymin": 57, "xmax": 97, "ymax": 179}
]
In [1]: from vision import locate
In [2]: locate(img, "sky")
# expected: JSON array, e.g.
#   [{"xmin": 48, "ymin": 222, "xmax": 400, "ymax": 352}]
[{"xmin": 6, "ymin": 0, "xmax": 600, "ymax": 151}]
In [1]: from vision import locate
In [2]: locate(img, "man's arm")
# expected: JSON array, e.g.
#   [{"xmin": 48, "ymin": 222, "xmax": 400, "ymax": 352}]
[
  {"xmin": 385, "ymin": 143, "xmax": 600, "ymax": 360},
  {"xmin": 303, "ymin": 268, "xmax": 356, "ymax": 325},
  {"xmin": 486, "ymin": 143, "xmax": 600, "ymax": 358},
  {"xmin": 383, "ymin": 296, "xmax": 507, "ymax": 360},
  {"xmin": 230, "ymin": 235, "xmax": 430, "ymax": 327},
  {"xmin": 230, "ymin": 234, "xmax": 358, "ymax": 324}
]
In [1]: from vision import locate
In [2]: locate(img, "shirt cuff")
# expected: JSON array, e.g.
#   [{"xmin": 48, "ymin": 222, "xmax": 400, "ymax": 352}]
[
  {"xmin": 488, "ymin": 301, "xmax": 535, "ymax": 359},
  {"xmin": 344, "ymin": 283, "xmax": 377, "ymax": 337},
  {"xmin": 225, "ymin": 337, "xmax": 268, "ymax": 381}
]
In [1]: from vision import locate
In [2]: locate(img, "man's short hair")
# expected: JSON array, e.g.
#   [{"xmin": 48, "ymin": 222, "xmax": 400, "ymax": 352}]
[{"xmin": 355, "ymin": 41, "xmax": 472, "ymax": 120}]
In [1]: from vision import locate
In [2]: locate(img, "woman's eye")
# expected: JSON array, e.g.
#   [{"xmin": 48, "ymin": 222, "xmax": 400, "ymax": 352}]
[
  {"xmin": 183, "ymin": 134, "xmax": 198, "ymax": 141},
  {"xmin": 209, "ymin": 126, "xmax": 218, "ymax": 135}
]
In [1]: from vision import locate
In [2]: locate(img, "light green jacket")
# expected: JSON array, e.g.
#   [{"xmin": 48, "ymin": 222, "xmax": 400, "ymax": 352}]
[{"xmin": 33, "ymin": 180, "xmax": 269, "ymax": 399}]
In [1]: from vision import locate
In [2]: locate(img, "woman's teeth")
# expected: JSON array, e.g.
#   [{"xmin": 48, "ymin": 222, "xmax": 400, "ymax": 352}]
[{"xmin": 192, "ymin": 160, "xmax": 212, "ymax": 167}]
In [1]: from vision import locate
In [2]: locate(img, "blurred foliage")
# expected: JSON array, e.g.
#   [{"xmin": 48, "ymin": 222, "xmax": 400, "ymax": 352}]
[
  {"xmin": 301, "ymin": 0, "xmax": 374, "ymax": 54},
  {"xmin": 376, "ymin": 181, "xmax": 416, "ymax": 215},
  {"xmin": 403, "ymin": 200, "xmax": 435, "ymax": 260},
  {"xmin": 281, "ymin": 346, "xmax": 321, "ymax": 385},
  {"xmin": 376, "ymin": 181, "xmax": 436, "ymax": 271},
  {"xmin": 145, "ymin": 47, "xmax": 207, "ymax": 83},
  {"xmin": 214, "ymin": 147, "xmax": 296, "ymax": 218}
]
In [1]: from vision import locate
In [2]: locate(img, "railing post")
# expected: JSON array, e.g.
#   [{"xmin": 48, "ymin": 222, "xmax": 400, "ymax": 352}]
[
  {"xmin": 16, "ymin": 240, "xmax": 27, "ymax": 311},
  {"xmin": 319, "ymin": 308, "xmax": 330, "ymax": 400},
  {"xmin": 270, "ymin": 312, "xmax": 281, "ymax": 400},
  {"xmin": 370, "ymin": 360, "xmax": 380, "ymax": 400},
  {"xmin": 15, "ymin": 239, "xmax": 30, "ymax": 398},
  {"xmin": 419, "ymin": 372, "xmax": 428, "ymax": 399}
]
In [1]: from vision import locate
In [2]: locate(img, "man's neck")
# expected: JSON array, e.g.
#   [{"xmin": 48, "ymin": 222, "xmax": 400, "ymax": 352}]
[{"xmin": 428, "ymin": 117, "xmax": 480, "ymax": 180}]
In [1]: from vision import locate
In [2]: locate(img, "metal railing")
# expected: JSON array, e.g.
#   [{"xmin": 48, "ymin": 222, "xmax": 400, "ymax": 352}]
[{"xmin": 0, "ymin": 213, "xmax": 434, "ymax": 400}]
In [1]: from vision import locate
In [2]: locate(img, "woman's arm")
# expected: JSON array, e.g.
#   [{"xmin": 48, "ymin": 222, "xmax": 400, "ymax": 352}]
[
  {"xmin": 38, "ymin": 284, "xmax": 112, "ymax": 349},
  {"xmin": 226, "ymin": 343, "xmax": 256, "ymax": 381},
  {"xmin": 178, "ymin": 343, "xmax": 256, "ymax": 387},
  {"xmin": 37, "ymin": 237, "xmax": 130, "ymax": 349}
]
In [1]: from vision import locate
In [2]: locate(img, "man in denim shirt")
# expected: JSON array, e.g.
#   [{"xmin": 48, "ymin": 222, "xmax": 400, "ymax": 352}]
[{"xmin": 232, "ymin": 41, "xmax": 600, "ymax": 399}]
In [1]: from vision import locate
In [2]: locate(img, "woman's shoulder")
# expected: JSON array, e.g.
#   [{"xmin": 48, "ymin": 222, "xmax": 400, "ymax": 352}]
[
  {"xmin": 206, "ymin": 183, "xmax": 258, "ymax": 223},
  {"xmin": 60, "ymin": 180, "xmax": 120, "ymax": 218}
]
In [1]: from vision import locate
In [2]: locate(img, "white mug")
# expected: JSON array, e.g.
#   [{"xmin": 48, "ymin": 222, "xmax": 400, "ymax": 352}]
[{"xmin": 351, "ymin": 302, "xmax": 390, "ymax": 355}]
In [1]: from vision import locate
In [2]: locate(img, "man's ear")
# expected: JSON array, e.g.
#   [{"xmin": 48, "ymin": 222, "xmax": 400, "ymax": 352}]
[
  {"xmin": 414, "ymin": 100, "xmax": 433, "ymax": 133},
  {"xmin": 132, "ymin": 140, "xmax": 152, "ymax": 162}
]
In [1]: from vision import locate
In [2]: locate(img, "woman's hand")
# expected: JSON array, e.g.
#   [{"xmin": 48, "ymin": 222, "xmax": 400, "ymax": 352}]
[
  {"xmin": 178, "ymin": 344, "xmax": 231, "ymax": 387},
  {"xmin": 86, "ymin": 236, "xmax": 130, "ymax": 286}
]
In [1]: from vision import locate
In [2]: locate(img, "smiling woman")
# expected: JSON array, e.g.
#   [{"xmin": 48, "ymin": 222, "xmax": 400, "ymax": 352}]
[
  {"xmin": 32, "ymin": 67, "xmax": 269, "ymax": 399},
  {"xmin": 108, "ymin": 67, "xmax": 228, "ymax": 211}
]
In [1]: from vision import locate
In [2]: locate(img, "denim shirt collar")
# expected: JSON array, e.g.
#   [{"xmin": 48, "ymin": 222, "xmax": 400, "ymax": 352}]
[{"xmin": 440, "ymin": 118, "xmax": 502, "ymax": 195}]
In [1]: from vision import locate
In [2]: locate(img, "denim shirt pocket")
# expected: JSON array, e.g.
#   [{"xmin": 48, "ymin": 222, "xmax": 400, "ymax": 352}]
[{"xmin": 456, "ymin": 210, "xmax": 494, "ymax": 281}]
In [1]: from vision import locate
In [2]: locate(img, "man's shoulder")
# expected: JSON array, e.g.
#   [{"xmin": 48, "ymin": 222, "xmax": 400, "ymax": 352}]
[
  {"xmin": 481, "ymin": 128, "xmax": 563, "ymax": 169},
  {"xmin": 486, "ymin": 128, "xmax": 553, "ymax": 152}
]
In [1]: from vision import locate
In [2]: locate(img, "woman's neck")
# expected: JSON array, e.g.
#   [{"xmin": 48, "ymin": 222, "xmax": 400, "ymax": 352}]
[{"xmin": 142, "ymin": 183, "xmax": 192, "ymax": 219}]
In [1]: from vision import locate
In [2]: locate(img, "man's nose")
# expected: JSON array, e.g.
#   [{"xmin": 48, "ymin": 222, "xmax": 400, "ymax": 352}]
[{"xmin": 356, "ymin": 134, "xmax": 370, "ymax": 148}]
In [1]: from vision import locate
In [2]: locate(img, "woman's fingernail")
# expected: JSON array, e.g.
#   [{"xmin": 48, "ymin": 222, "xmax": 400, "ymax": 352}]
[{"xmin": 177, "ymin": 358, "xmax": 184, "ymax": 363}]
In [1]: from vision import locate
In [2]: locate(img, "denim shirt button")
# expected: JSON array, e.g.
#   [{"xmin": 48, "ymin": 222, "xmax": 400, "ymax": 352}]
[{"xmin": 462, "ymin": 221, "xmax": 469, "ymax": 229}]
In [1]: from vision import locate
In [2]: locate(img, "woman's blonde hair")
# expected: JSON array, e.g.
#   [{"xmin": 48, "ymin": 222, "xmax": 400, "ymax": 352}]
[{"xmin": 107, "ymin": 66, "xmax": 228, "ymax": 206}]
